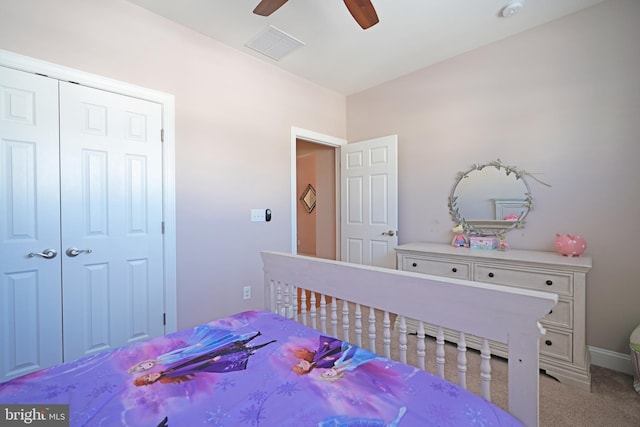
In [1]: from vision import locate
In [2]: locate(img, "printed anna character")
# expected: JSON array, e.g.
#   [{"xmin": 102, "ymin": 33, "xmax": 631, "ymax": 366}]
[
  {"xmin": 292, "ymin": 335, "xmax": 343, "ymax": 375},
  {"xmin": 292, "ymin": 335, "xmax": 375, "ymax": 378},
  {"xmin": 133, "ymin": 331, "xmax": 275, "ymax": 386}
]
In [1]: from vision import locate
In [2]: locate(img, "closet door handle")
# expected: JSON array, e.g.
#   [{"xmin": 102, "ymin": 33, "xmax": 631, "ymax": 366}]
[
  {"xmin": 66, "ymin": 248, "xmax": 93, "ymax": 257},
  {"xmin": 28, "ymin": 248, "xmax": 57, "ymax": 259}
]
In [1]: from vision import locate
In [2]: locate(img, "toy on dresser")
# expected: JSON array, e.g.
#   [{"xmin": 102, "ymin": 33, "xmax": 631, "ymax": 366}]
[
  {"xmin": 554, "ymin": 233, "xmax": 587, "ymax": 257},
  {"xmin": 469, "ymin": 236, "xmax": 498, "ymax": 250},
  {"xmin": 450, "ymin": 224, "xmax": 468, "ymax": 247}
]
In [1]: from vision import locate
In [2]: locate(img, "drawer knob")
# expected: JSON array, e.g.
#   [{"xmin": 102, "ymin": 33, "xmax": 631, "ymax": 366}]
[
  {"xmin": 546, "ymin": 280, "xmax": 553, "ymax": 286},
  {"xmin": 412, "ymin": 262, "xmax": 417, "ymax": 267},
  {"xmin": 488, "ymin": 272, "xmax": 494, "ymax": 278},
  {"xmin": 545, "ymin": 340, "xmax": 553, "ymax": 346},
  {"xmin": 452, "ymin": 267, "xmax": 457, "ymax": 273}
]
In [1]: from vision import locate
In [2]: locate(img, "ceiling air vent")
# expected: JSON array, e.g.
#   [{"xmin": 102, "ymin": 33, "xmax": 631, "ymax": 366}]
[{"xmin": 246, "ymin": 25, "xmax": 305, "ymax": 61}]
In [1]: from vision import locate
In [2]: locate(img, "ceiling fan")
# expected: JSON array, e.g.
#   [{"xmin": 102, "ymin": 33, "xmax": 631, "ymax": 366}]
[{"xmin": 253, "ymin": 0, "xmax": 379, "ymax": 30}]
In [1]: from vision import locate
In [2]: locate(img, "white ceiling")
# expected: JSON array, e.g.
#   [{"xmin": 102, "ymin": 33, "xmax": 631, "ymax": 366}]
[{"xmin": 126, "ymin": 0, "xmax": 605, "ymax": 95}]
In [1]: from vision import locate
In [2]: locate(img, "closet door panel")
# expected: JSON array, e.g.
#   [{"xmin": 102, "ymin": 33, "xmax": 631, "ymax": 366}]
[
  {"xmin": 59, "ymin": 82, "xmax": 165, "ymax": 361},
  {"xmin": 0, "ymin": 66, "xmax": 62, "ymax": 381}
]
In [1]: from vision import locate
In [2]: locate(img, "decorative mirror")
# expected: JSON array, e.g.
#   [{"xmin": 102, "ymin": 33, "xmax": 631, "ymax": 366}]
[{"xmin": 448, "ymin": 159, "xmax": 535, "ymax": 237}]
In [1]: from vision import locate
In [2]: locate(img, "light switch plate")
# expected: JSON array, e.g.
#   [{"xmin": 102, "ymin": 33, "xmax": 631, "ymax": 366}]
[{"xmin": 251, "ymin": 209, "xmax": 266, "ymax": 222}]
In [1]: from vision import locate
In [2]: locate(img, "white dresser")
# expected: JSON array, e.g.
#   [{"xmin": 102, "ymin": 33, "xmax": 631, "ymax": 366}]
[{"xmin": 395, "ymin": 242, "xmax": 592, "ymax": 391}]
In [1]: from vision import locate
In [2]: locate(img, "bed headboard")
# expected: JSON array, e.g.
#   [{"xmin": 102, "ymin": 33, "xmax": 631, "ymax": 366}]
[{"xmin": 261, "ymin": 251, "xmax": 558, "ymax": 427}]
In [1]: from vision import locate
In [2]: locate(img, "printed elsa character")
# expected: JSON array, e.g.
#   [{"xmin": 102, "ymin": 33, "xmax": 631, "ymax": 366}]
[
  {"xmin": 133, "ymin": 331, "xmax": 275, "ymax": 386},
  {"xmin": 319, "ymin": 345, "xmax": 377, "ymax": 381}
]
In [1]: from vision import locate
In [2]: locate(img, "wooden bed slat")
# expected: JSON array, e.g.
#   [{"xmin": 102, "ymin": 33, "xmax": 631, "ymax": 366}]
[
  {"xmin": 354, "ymin": 303, "xmax": 363, "ymax": 347},
  {"xmin": 458, "ymin": 331, "xmax": 468, "ymax": 389},
  {"xmin": 417, "ymin": 321, "xmax": 426, "ymax": 371},
  {"xmin": 436, "ymin": 326, "xmax": 446, "ymax": 378},
  {"xmin": 481, "ymin": 338, "xmax": 492, "ymax": 401},
  {"xmin": 368, "ymin": 308, "xmax": 376, "ymax": 352}
]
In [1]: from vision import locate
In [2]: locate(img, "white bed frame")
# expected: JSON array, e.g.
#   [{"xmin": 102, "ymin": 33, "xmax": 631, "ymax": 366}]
[{"xmin": 262, "ymin": 251, "xmax": 558, "ymax": 427}]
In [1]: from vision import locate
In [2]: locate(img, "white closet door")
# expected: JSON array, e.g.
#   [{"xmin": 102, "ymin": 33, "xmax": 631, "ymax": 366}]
[
  {"xmin": 0, "ymin": 66, "xmax": 62, "ymax": 381},
  {"xmin": 59, "ymin": 82, "xmax": 165, "ymax": 361}
]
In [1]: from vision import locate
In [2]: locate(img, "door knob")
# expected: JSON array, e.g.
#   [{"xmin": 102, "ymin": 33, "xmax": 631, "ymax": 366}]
[
  {"xmin": 66, "ymin": 248, "xmax": 93, "ymax": 257},
  {"xmin": 28, "ymin": 249, "xmax": 58, "ymax": 259},
  {"xmin": 381, "ymin": 230, "xmax": 395, "ymax": 236}
]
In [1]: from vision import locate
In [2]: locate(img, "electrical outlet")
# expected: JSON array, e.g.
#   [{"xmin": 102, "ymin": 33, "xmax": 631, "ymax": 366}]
[{"xmin": 243, "ymin": 285, "xmax": 251, "ymax": 300}]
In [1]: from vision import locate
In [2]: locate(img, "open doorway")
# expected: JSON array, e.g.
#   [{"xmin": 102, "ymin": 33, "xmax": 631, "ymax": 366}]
[
  {"xmin": 296, "ymin": 140, "xmax": 336, "ymax": 259},
  {"xmin": 290, "ymin": 127, "xmax": 346, "ymax": 260}
]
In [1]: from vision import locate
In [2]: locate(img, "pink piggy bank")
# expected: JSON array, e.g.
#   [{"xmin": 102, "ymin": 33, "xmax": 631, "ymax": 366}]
[{"xmin": 554, "ymin": 233, "xmax": 587, "ymax": 257}]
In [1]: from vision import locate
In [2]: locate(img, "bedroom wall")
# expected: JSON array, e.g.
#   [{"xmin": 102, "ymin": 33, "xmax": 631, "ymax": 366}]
[
  {"xmin": 0, "ymin": 0, "xmax": 346, "ymax": 329},
  {"xmin": 346, "ymin": 0, "xmax": 640, "ymax": 355}
]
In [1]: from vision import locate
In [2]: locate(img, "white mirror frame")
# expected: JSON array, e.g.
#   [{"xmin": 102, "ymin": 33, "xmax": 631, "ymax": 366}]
[{"xmin": 448, "ymin": 159, "xmax": 532, "ymax": 238}]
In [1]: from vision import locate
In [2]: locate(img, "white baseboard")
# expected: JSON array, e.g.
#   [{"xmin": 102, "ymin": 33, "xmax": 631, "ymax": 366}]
[{"xmin": 589, "ymin": 345, "xmax": 634, "ymax": 376}]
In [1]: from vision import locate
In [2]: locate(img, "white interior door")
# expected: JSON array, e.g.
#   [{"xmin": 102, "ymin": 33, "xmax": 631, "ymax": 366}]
[
  {"xmin": 340, "ymin": 135, "xmax": 398, "ymax": 268},
  {"xmin": 0, "ymin": 66, "xmax": 63, "ymax": 381},
  {"xmin": 59, "ymin": 82, "xmax": 165, "ymax": 361}
]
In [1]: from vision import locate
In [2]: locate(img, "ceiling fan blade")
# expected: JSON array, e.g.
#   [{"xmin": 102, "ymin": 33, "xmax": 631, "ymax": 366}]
[
  {"xmin": 253, "ymin": 0, "xmax": 289, "ymax": 16},
  {"xmin": 344, "ymin": 0, "xmax": 379, "ymax": 29}
]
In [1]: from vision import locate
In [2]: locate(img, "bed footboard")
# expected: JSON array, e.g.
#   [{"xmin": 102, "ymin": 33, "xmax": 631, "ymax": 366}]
[{"xmin": 262, "ymin": 251, "xmax": 557, "ymax": 427}]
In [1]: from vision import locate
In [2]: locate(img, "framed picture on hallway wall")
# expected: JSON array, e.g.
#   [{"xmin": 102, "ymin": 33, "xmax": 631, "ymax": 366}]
[{"xmin": 300, "ymin": 184, "xmax": 316, "ymax": 213}]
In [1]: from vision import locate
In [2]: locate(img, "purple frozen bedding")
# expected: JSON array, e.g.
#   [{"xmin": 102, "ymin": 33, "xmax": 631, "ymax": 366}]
[{"xmin": 0, "ymin": 310, "xmax": 522, "ymax": 426}]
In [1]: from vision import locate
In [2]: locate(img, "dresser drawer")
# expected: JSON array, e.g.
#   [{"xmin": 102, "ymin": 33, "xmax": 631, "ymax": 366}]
[
  {"xmin": 474, "ymin": 265, "xmax": 573, "ymax": 296},
  {"xmin": 540, "ymin": 329, "xmax": 572, "ymax": 362},
  {"xmin": 543, "ymin": 298, "xmax": 572, "ymax": 329},
  {"xmin": 401, "ymin": 257, "xmax": 471, "ymax": 279}
]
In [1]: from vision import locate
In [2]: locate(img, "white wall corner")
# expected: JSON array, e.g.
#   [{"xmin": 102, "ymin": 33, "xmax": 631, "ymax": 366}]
[{"xmin": 589, "ymin": 346, "xmax": 634, "ymax": 376}]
